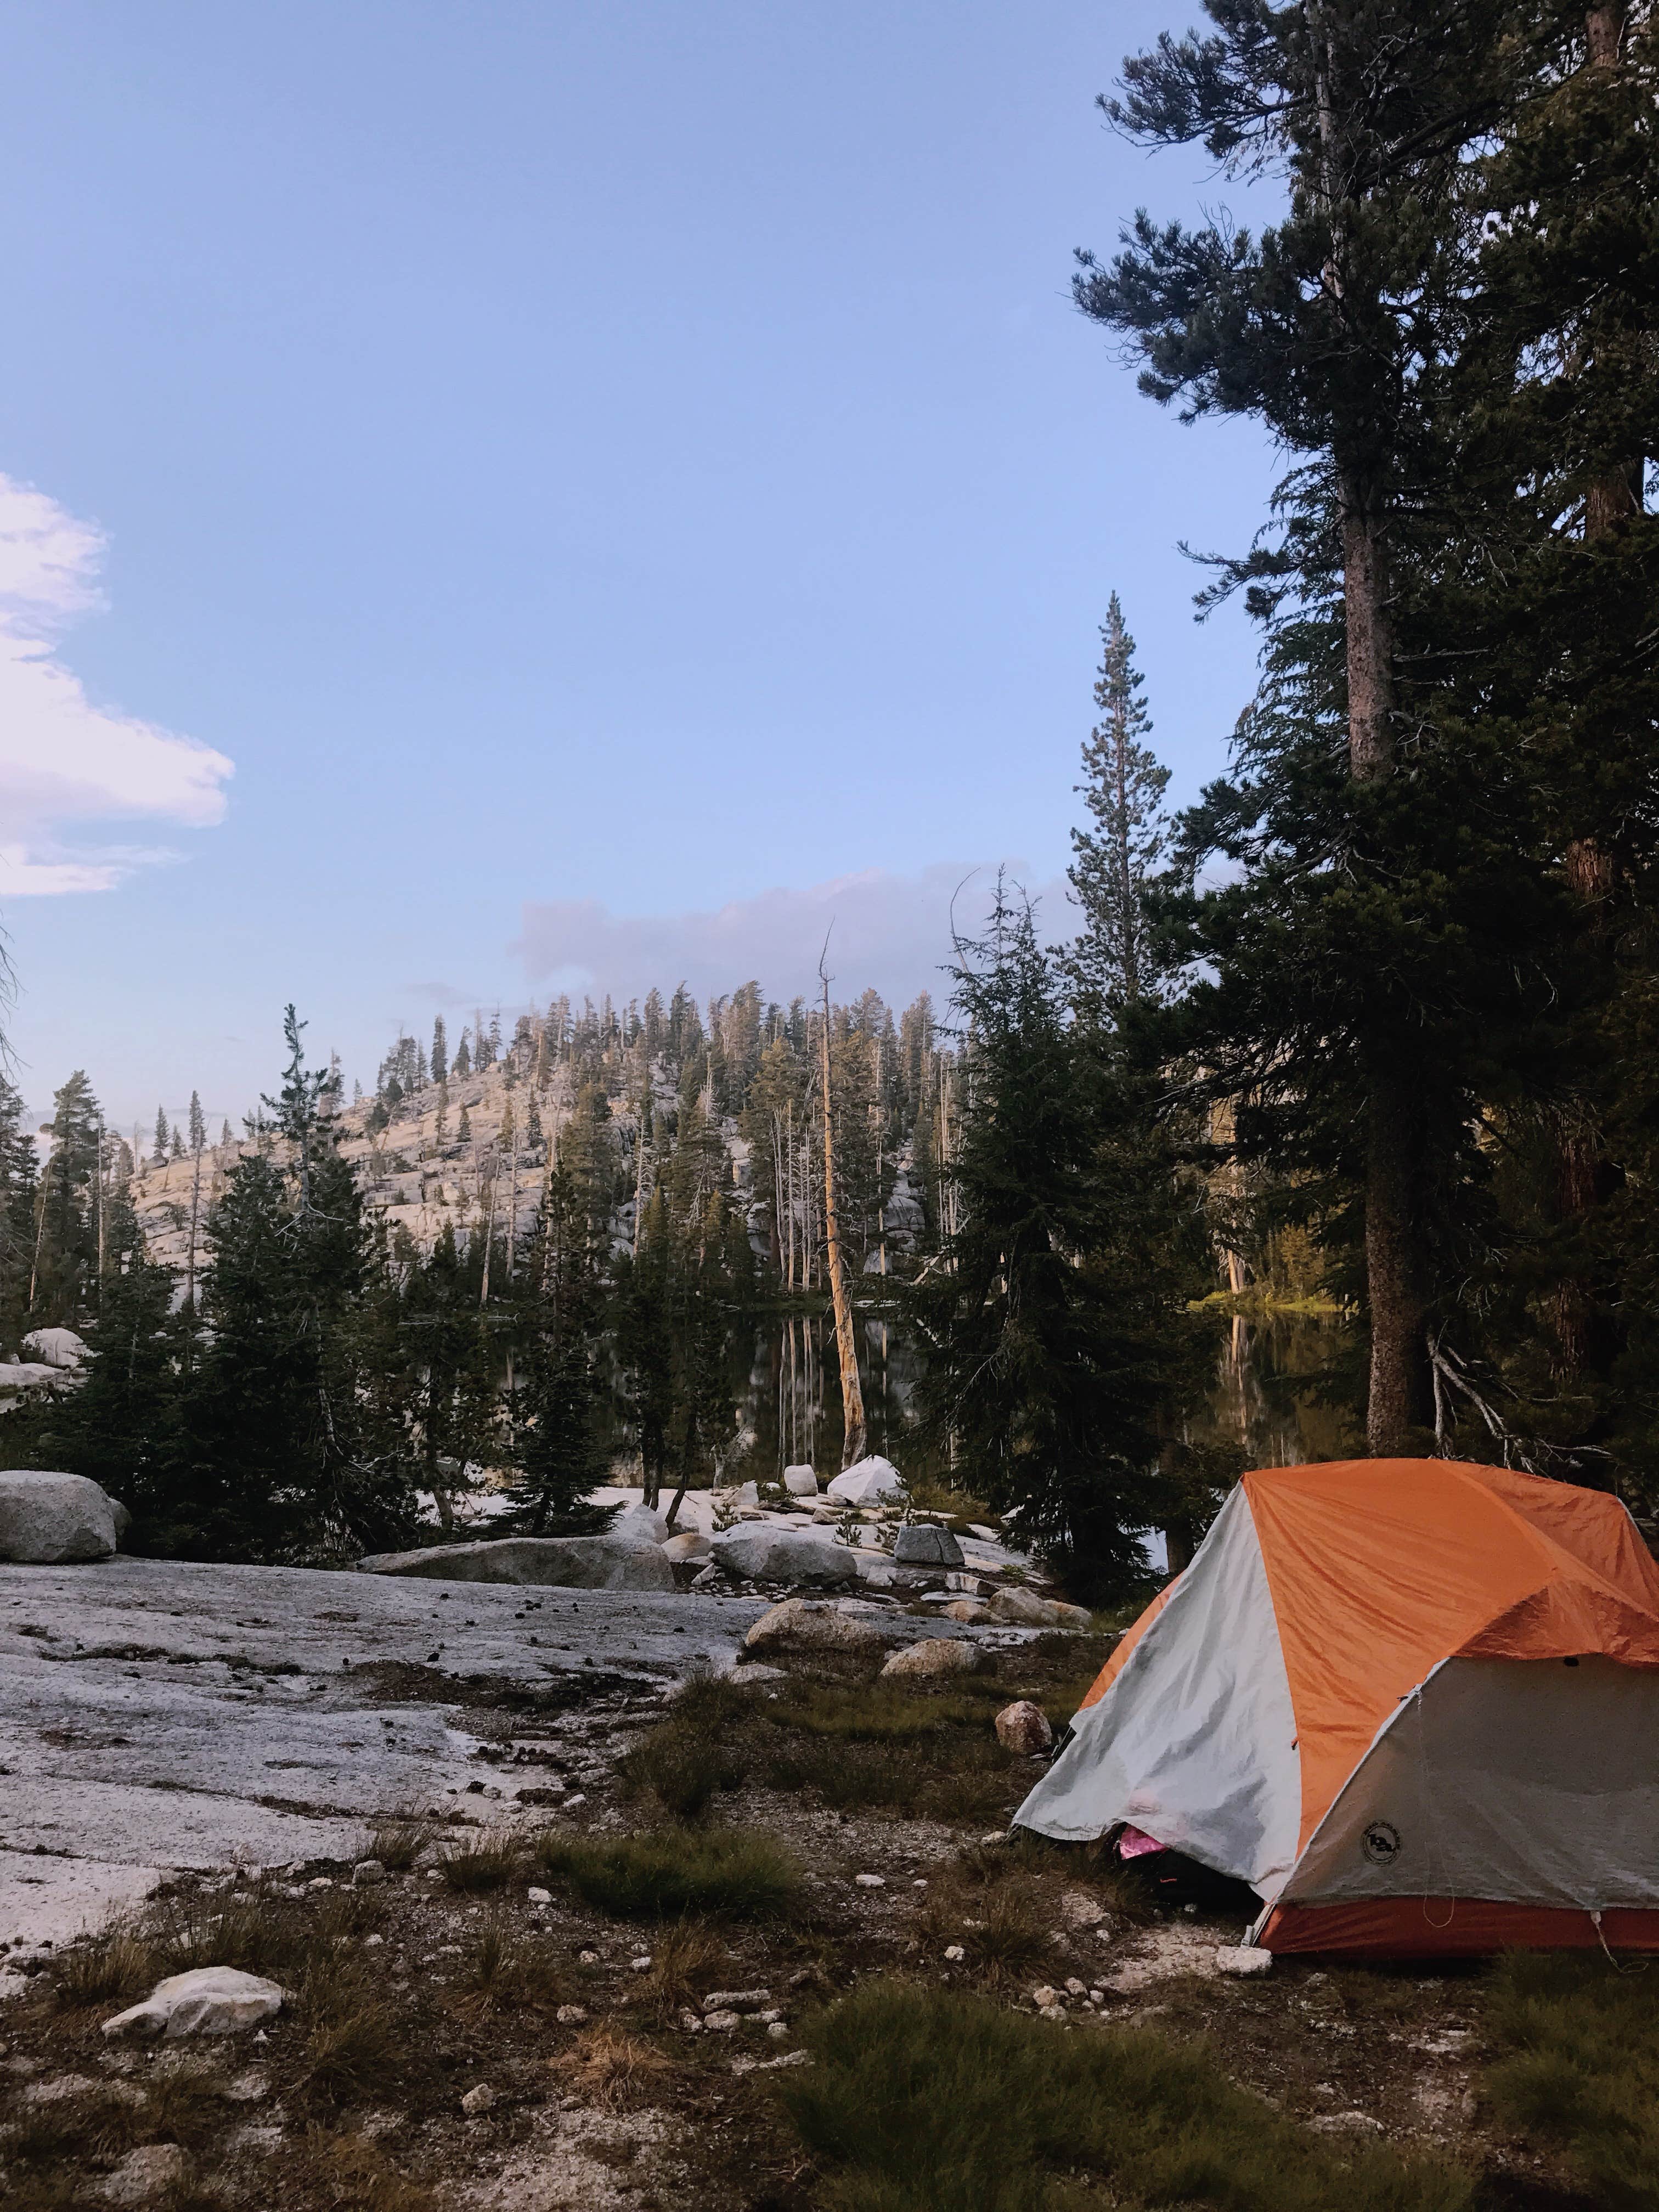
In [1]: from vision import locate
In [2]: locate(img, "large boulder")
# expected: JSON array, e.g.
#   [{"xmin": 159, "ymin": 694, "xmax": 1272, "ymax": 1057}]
[
  {"xmin": 783, "ymin": 1465, "xmax": 820, "ymax": 1497},
  {"xmin": 710, "ymin": 1525, "xmax": 858, "ymax": 1585},
  {"xmin": 0, "ymin": 1471, "xmax": 117, "ymax": 1563},
  {"xmin": 357, "ymin": 1533, "xmax": 675, "ymax": 1590},
  {"xmin": 21, "ymin": 1328, "xmax": 89, "ymax": 1369},
  {"xmin": 102, "ymin": 1966, "xmax": 285, "ymax": 2041},
  {"xmin": 825, "ymin": 1456, "xmax": 906, "ymax": 1506},
  {"xmin": 994, "ymin": 1700, "xmax": 1054, "ymax": 1755},
  {"xmin": 893, "ymin": 1522, "xmax": 964, "ymax": 1568},
  {"xmin": 744, "ymin": 1598, "xmax": 885, "ymax": 1654}
]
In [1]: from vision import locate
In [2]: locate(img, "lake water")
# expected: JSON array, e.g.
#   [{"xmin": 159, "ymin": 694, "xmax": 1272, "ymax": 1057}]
[{"xmin": 725, "ymin": 1304, "xmax": 1357, "ymax": 1487}]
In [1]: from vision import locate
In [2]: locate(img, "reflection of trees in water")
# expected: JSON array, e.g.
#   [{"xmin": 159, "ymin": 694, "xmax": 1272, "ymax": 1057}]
[
  {"xmin": 1193, "ymin": 1312, "xmax": 1359, "ymax": 1467},
  {"xmin": 741, "ymin": 1310, "xmax": 918, "ymax": 1478}
]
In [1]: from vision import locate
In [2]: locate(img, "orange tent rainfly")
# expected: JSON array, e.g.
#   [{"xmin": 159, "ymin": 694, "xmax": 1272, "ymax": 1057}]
[{"xmin": 1013, "ymin": 1460, "xmax": 1659, "ymax": 1957}]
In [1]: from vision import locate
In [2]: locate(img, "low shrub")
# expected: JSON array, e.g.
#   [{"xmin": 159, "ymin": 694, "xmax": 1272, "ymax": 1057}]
[
  {"xmin": 551, "ymin": 2022, "xmax": 674, "ymax": 2112},
  {"xmin": 533, "ymin": 1826, "xmax": 803, "ymax": 1921},
  {"xmin": 1483, "ymin": 1948, "xmax": 1659, "ymax": 2208},
  {"xmin": 366, "ymin": 1814, "xmax": 431, "ymax": 1872},
  {"xmin": 782, "ymin": 1980, "xmax": 1475, "ymax": 2212}
]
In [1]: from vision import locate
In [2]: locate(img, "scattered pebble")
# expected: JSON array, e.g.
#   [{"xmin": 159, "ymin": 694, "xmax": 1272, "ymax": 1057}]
[
  {"xmin": 944, "ymin": 1945, "xmax": 966, "ymax": 1962},
  {"xmin": 630, "ymin": 1956, "xmax": 653, "ymax": 1972},
  {"xmin": 527, "ymin": 1887, "xmax": 551, "ymax": 1905},
  {"xmin": 704, "ymin": 2010, "xmax": 741, "ymax": 2033},
  {"xmin": 460, "ymin": 2083, "xmax": 498, "ymax": 2115},
  {"xmin": 555, "ymin": 2005, "xmax": 588, "ymax": 2025},
  {"xmin": 854, "ymin": 1874, "xmax": 885, "ymax": 1889},
  {"xmin": 578, "ymin": 1950, "xmax": 599, "ymax": 1965}
]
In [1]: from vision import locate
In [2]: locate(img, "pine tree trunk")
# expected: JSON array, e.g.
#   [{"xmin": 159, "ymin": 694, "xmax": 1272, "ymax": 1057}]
[{"xmin": 820, "ymin": 981, "xmax": 868, "ymax": 1468}]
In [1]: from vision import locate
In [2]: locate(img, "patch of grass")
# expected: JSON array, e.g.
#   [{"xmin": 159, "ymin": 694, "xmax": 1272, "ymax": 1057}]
[
  {"xmin": 620, "ymin": 1672, "xmax": 756, "ymax": 1819},
  {"xmin": 367, "ymin": 1813, "xmax": 432, "ymax": 1871},
  {"xmin": 1483, "ymin": 1949, "xmax": 1659, "ymax": 2208},
  {"xmin": 436, "ymin": 1829, "xmax": 520, "ymax": 1893},
  {"xmin": 768, "ymin": 1680, "xmax": 990, "ymax": 1741},
  {"xmin": 302, "ymin": 1988, "xmax": 405, "ymax": 2105},
  {"xmin": 51, "ymin": 1926, "xmax": 158, "ymax": 2008},
  {"xmin": 636, "ymin": 1923, "xmax": 733, "ymax": 2018},
  {"xmin": 295, "ymin": 2129, "xmax": 435, "ymax": 2212},
  {"xmin": 782, "ymin": 1979, "xmax": 1474, "ymax": 2212},
  {"xmin": 533, "ymin": 1826, "xmax": 804, "ymax": 1922},
  {"xmin": 552, "ymin": 2022, "xmax": 675, "ymax": 2113}
]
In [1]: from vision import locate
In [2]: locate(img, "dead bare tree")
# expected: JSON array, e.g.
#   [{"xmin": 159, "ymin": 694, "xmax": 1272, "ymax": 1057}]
[{"xmin": 819, "ymin": 940, "xmax": 867, "ymax": 1469}]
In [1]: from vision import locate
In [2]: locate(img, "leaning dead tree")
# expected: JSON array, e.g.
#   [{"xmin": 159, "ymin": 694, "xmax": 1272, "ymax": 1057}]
[{"xmin": 819, "ymin": 945, "xmax": 867, "ymax": 1469}]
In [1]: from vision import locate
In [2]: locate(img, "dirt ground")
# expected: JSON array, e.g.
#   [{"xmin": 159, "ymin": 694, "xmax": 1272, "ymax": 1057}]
[{"xmin": 0, "ymin": 1634, "xmax": 1608, "ymax": 2212}]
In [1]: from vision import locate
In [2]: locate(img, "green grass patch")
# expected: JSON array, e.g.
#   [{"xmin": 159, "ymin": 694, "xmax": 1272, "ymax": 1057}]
[
  {"xmin": 782, "ymin": 1980, "xmax": 1474, "ymax": 2212},
  {"xmin": 533, "ymin": 1825, "xmax": 804, "ymax": 1921},
  {"xmin": 1483, "ymin": 1949, "xmax": 1659, "ymax": 2208},
  {"xmin": 620, "ymin": 1672, "xmax": 756, "ymax": 1818},
  {"xmin": 436, "ymin": 1829, "xmax": 520, "ymax": 1893}
]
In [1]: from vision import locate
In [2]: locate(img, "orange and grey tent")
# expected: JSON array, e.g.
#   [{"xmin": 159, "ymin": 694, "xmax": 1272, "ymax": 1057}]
[{"xmin": 1013, "ymin": 1460, "xmax": 1659, "ymax": 1956}]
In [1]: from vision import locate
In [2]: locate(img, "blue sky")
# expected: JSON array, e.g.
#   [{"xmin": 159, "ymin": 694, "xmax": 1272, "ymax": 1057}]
[{"xmin": 2, "ymin": 0, "xmax": 1279, "ymax": 1135}]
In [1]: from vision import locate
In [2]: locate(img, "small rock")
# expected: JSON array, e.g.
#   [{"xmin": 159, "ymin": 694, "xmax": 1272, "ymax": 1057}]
[
  {"xmin": 364, "ymin": 1933, "xmax": 383, "ymax": 1948},
  {"xmin": 630, "ymin": 1956, "xmax": 652, "ymax": 1972},
  {"xmin": 1064, "ymin": 1978, "xmax": 1087, "ymax": 1997},
  {"xmin": 767, "ymin": 2021, "xmax": 790, "ymax": 2039},
  {"xmin": 555, "ymin": 2004, "xmax": 589, "ymax": 2025},
  {"xmin": 1039, "ymin": 2004, "xmax": 1068, "ymax": 2023},
  {"xmin": 679, "ymin": 2010, "xmax": 703, "ymax": 2032},
  {"xmin": 704, "ymin": 2009, "xmax": 741, "ymax": 2033},
  {"xmin": 460, "ymin": 2083, "xmax": 498, "ymax": 2115},
  {"xmin": 527, "ymin": 1887, "xmax": 552, "ymax": 1905},
  {"xmin": 987, "ymin": 1588, "xmax": 1092, "ymax": 1632},
  {"xmin": 880, "ymin": 1637, "xmax": 986, "ymax": 1680},
  {"xmin": 944, "ymin": 1945, "xmax": 965, "ymax": 1961},
  {"xmin": 352, "ymin": 1859, "xmax": 385, "ymax": 1886},
  {"xmin": 565, "ymin": 1793, "xmax": 588, "ymax": 1810},
  {"xmin": 854, "ymin": 1874, "xmax": 886, "ymax": 1888},
  {"xmin": 703, "ymin": 1987, "xmax": 770, "ymax": 2008},
  {"xmin": 100, "ymin": 2143, "xmax": 186, "ymax": 2205},
  {"xmin": 1308, "ymin": 2111, "xmax": 1384, "ymax": 2135},
  {"xmin": 1031, "ymin": 1985, "xmax": 1062, "ymax": 2008},
  {"xmin": 222, "ymin": 2070, "xmax": 269, "ymax": 2104},
  {"xmin": 1059, "ymin": 1892, "xmax": 1108, "ymax": 1930},
  {"xmin": 578, "ymin": 1950, "xmax": 599, "ymax": 1965},
  {"xmin": 942, "ymin": 1599, "xmax": 994, "ymax": 1623},
  {"xmin": 1216, "ymin": 1946, "xmax": 1274, "ymax": 1978},
  {"xmin": 893, "ymin": 1522, "xmax": 965, "ymax": 1567},
  {"xmin": 103, "ymin": 1967, "xmax": 285, "ymax": 2041},
  {"xmin": 306, "ymin": 1876, "xmax": 334, "ymax": 1891},
  {"xmin": 994, "ymin": 1701, "xmax": 1054, "ymax": 1756}
]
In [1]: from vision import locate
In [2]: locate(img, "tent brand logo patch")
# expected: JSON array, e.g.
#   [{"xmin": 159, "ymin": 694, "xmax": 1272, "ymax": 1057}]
[{"xmin": 1363, "ymin": 1821, "xmax": 1402, "ymax": 1867}]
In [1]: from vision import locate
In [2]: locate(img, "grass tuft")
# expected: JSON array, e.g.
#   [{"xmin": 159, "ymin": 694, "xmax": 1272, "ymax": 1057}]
[
  {"xmin": 1483, "ymin": 1948, "xmax": 1659, "ymax": 2208},
  {"xmin": 636, "ymin": 1922, "xmax": 732, "ymax": 2017},
  {"xmin": 551, "ymin": 2022, "xmax": 674, "ymax": 2112},
  {"xmin": 782, "ymin": 1979, "xmax": 1474, "ymax": 2212},
  {"xmin": 302, "ymin": 1990, "xmax": 405, "ymax": 2104},
  {"xmin": 51, "ymin": 1927, "xmax": 158, "ymax": 2008},
  {"xmin": 533, "ymin": 1826, "xmax": 803, "ymax": 1921},
  {"xmin": 367, "ymin": 1813, "xmax": 432, "ymax": 1872},
  {"xmin": 436, "ymin": 1830, "xmax": 520, "ymax": 1893}
]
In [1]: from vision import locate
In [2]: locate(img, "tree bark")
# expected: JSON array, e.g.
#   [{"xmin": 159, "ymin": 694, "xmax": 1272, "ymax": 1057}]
[{"xmin": 820, "ymin": 975, "xmax": 868, "ymax": 1468}]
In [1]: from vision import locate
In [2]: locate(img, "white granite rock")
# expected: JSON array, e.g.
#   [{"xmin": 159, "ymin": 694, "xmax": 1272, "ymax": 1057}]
[
  {"xmin": 0, "ymin": 1471, "xmax": 117, "ymax": 1564},
  {"xmin": 357, "ymin": 1532, "xmax": 675, "ymax": 1590},
  {"xmin": 711, "ymin": 1526, "xmax": 857, "ymax": 1585},
  {"xmin": 783, "ymin": 1465, "xmax": 819, "ymax": 1497},
  {"xmin": 824, "ymin": 1457, "xmax": 906, "ymax": 1505},
  {"xmin": 879, "ymin": 1637, "xmax": 986, "ymax": 1679},
  {"xmin": 743, "ymin": 1598, "xmax": 883, "ymax": 1654},
  {"xmin": 102, "ymin": 1965, "xmax": 285, "ymax": 2040}
]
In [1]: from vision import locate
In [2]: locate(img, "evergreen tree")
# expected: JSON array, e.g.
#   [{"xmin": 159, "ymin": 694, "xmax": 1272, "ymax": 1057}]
[
  {"xmin": 188, "ymin": 1092, "xmax": 206, "ymax": 1155},
  {"xmin": 170, "ymin": 1125, "xmax": 186, "ymax": 1160},
  {"xmin": 152, "ymin": 1107, "xmax": 170, "ymax": 1166},
  {"xmin": 454, "ymin": 1032, "xmax": 471, "ymax": 1080},
  {"xmin": 909, "ymin": 884, "xmax": 1204, "ymax": 1596},
  {"xmin": 1069, "ymin": 595, "xmax": 1173, "ymax": 1011},
  {"xmin": 510, "ymin": 1163, "xmax": 609, "ymax": 1532},
  {"xmin": 432, "ymin": 1015, "xmax": 448, "ymax": 1085},
  {"xmin": 1083, "ymin": 0, "xmax": 1565, "ymax": 1452},
  {"xmin": 33, "ymin": 1073, "xmax": 102, "ymax": 1323}
]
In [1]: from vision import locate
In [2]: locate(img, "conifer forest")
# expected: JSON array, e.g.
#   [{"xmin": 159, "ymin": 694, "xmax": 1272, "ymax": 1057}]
[{"xmin": 7, "ymin": 1, "xmax": 1659, "ymax": 1605}]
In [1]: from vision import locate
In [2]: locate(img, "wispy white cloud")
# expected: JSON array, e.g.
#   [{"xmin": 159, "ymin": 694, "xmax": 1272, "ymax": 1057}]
[
  {"xmin": 514, "ymin": 862, "xmax": 1073, "ymax": 1013},
  {"xmin": 0, "ymin": 475, "xmax": 234, "ymax": 896}
]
